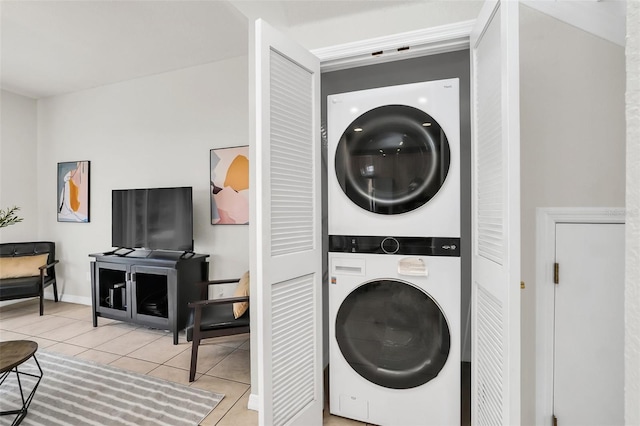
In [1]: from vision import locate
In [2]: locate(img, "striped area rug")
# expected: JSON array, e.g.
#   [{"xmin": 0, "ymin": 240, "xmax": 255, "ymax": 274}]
[{"xmin": 0, "ymin": 349, "xmax": 223, "ymax": 425}]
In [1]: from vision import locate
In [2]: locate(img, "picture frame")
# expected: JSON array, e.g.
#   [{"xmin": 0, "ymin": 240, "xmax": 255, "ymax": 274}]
[
  {"xmin": 57, "ymin": 160, "xmax": 90, "ymax": 223},
  {"xmin": 210, "ymin": 146, "xmax": 249, "ymax": 225}
]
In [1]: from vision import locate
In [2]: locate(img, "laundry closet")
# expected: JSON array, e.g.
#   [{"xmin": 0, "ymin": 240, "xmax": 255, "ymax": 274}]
[
  {"xmin": 321, "ymin": 50, "xmax": 472, "ymax": 425},
  {"xmin": 250, "ymin": 3, "xmax": 627, "ymax": 424}
]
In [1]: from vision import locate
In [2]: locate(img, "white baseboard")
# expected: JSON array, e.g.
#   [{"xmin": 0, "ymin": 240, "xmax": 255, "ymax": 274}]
[
  {"xmin": 0, "ymin": 299, "xmax": 30, "ymax": 307},
  {"xmin": 247, "ymin": 393, "xmax": 259, "ymax": 412},
  {"xmin": 58, "ymin": 294, "xmax": 91, "ymax": 306},
  {"xmin": 1, "ymin": 294, "xmax": 91, "ymax": 308}
]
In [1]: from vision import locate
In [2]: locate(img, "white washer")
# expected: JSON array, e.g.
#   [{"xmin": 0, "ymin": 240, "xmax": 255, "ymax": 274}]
[
  {"xmin": 328, "ymin": 79, "xmax": 460, "ymax": 238},
  {"xmin": 329, "ymin": 237, "xmax": 461, "ymax": 426}
]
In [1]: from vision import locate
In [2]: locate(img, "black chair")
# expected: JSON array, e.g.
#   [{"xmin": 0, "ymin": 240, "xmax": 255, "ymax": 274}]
[
  {"xmin": 0, "ymin": 242, "xmax": 59, "ymax": 316},
  {"xmin": 186, "ymin": 278, "xmax": 250, "ymax": 382}
]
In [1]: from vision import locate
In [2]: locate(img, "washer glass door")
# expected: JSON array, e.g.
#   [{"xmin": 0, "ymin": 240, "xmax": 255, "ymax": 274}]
[
  {"xmin": 335, "ymin": 279, "xmax": 451, "ymax": 389},
  {"xmin": 335, "ymin": 105, "xmax": 451, "ymax": 214}
]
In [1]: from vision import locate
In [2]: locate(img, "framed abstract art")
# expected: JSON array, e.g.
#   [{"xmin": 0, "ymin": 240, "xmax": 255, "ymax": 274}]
[
  {"xmin": 210, "ymin": 146, "xmax": 249, "ymax": 225},
  {"xmin": 57, "ymin": 160, "xmax": 90, "ymax": 223}
]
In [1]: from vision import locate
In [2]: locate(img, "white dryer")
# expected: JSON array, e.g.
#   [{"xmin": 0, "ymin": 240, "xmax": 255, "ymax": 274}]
[
  {"xmin": 328, "ymin": 79, "xmax": 460, "ymax": 238},
  {"xmin": 329, "ymin": 236, "xmax": 461, "ymax": 426}
]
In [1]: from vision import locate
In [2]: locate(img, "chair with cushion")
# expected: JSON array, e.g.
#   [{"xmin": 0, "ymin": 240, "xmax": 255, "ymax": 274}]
[
  {"xmin": 0, "ymin": 242, "xmax": 59, "ymax": 315},
  {"xmin": 186, "ymin": 271, "xmax": 250, "ymax": 382}
]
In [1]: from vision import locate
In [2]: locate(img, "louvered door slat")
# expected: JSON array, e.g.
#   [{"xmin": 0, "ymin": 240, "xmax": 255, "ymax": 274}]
[
  {"xmin": 477, "ymin": 286, "xmax": 504, "ymax": 425},
  {"xmin": 475, "ymin": 1, "xmax": 505, "ymax": 266},
  {"xmin": 270, "ymin": 49, "xmax": 314, "ymax": 257},
  {"xmin": 272, "ymin": 274, "xmax": 316, "ymax": 425}
]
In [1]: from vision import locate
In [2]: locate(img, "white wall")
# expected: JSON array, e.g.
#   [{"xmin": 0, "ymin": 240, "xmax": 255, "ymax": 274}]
[
  {"xmin": 36, "ymin": 56, "xmax": 249, "ymax": 304},
  {"xmin": 231, "ymin": 0, "xmax": 482, "ymax": 51},
  {"xmin": 519, "ymin": 6, "xmax": 626, "ymax": 425},
  {"xmin": 625, "ymin": 1, "xmax": 640, "ymax": 424},
  {"xmin": 286, "ymin": 1, "xmax": 481, "ymax": 50},
  {"xmin": 0, "ymin": 90, "xmax": 39, "ymax": 242}
]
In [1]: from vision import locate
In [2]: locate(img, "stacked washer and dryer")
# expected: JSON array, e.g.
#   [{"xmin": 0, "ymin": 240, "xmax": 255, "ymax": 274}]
[{"xmin": 328, "ymin": 79, "xmax": 461, "ymax": 426}]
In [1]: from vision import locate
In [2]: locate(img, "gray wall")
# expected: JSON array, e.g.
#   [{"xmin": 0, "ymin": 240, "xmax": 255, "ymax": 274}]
[
  {"xmin": 321, "ymin": 49, "xmax": 472, "ymax": 367},
  {"xmin": 0, "ymin": 91, "xmax": 39, "ymax": 244},
  {"xmin": 519, "ymin": 6, "xmax": 626, "ymax": 424},
  {"xmin": 33, "ymin": 57, "xmax": 250, "ymax": 304}
]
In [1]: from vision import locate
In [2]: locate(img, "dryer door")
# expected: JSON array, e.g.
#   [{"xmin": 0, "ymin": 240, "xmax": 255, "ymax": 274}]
[
  {"xmin": 334, "ymin": 105, "xmax": 451, "ymax": 215},
  {"xmin": 335, "ymin": 279, "xmax": 451, "ymax": 389}
]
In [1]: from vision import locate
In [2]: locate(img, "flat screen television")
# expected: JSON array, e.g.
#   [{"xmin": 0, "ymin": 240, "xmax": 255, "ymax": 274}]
[{"xmin": 112, "ymin": 187, "xmax": 193, "ymax": 251}]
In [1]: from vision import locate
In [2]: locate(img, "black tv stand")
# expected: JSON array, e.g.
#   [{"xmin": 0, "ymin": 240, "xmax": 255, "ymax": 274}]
[{"xmin": 89, "ymin": 251, "xmax": 209, "ymax": 344}]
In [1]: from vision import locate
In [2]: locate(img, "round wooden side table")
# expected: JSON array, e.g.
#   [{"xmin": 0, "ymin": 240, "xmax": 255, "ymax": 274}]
[{"xmin": 0, "ymin": 340, "xmax": 43, "ymax": 426}]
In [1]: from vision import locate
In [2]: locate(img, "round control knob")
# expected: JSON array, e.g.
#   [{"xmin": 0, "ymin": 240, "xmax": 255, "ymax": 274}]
[{"xmin": 381, "ymin": 237, "xmax": 399, "ymax": 254}]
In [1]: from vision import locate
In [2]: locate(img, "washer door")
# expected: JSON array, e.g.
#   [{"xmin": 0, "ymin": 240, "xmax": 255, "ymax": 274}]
[
  {"xmin": 335, "ymin": 279, "xmax": 451, "ymax": 389},
  {"xmin": 335, "ymin": 105, "xmax": 451, "ymax": 215}
]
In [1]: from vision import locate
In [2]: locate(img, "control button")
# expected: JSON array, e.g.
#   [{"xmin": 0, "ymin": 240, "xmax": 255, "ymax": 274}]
[{"xmin": 381, "ymin": 237, "xmax": 399, "ymax": 254}]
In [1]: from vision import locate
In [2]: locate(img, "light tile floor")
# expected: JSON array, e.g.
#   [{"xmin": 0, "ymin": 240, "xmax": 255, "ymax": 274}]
[{"xmin": 0, "ymin": 299, "xmax": 366, "ymax": 426}]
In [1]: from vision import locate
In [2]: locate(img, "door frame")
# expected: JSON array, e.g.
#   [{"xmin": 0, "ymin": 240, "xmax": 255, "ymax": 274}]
[
  {"xmin": 312, "ymin": 21, "xmax": 474, "ymax": 70},
  {"xmin": 535, "ymin": 207, "xmax": 625, "ymax": 425}
]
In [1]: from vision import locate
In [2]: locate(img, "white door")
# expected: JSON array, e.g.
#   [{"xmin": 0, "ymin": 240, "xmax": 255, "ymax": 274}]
[
  {"xmin": 470, "ymin": 1, "xmax": 521, "ymax": 424},
  {"xmin": 250, "ymin": 19, "xmax": 323, "ymax": 426},
  {"xmin": 554, "ymin": 223, "xmax": 625, "ymax": 425}
]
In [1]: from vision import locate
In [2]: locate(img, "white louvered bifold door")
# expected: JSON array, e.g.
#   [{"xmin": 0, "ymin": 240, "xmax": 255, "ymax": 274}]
[
  {"xmin": 470, "ymin": 1, "xmax": 521, "ymax": 425},
  {"xmin": 251, "ymin": 19, "xmax": 323, "ymax": 426}
]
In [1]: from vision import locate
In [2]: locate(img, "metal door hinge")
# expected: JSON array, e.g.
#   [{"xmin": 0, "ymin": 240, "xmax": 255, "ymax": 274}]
[
  {"xmin": 552, "ymin": 414, "xmax": 558, "ymax": 426},
  {"xmin": 520, "ymin": 281, "xmax": 525, "ymax": 289},
  {"xmin": 553, "ymin": 262, "xmax": 559, "ymax": 284}
]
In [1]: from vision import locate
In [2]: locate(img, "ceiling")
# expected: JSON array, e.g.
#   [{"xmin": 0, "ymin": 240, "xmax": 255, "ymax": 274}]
[
  {"xmin": 0, "ymin": 0, "xmax": 416, "ymax": 99},
  {"xmin": 0, "ymin": 1, "xmax": 627, "ymax": 100}
]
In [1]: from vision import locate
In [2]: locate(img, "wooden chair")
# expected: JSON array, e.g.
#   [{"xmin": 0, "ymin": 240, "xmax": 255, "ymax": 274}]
[{"xmin": 186, "ymin": 276, "xmax": 250, "ymax": 382}]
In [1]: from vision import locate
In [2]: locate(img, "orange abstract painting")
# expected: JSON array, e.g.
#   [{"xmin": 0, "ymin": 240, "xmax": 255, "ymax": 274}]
[
  {"xmin": 210, "ymin": 147, "xmax": 249, "ymax": 225},
  {"xmin": 57, "ymin": 161, "xmax": 90, "ymax": 223}
]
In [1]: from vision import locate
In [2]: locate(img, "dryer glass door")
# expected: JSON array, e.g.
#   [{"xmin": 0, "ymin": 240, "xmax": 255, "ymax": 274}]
[
  {"xmin": 334, "ymin": 105, "xmax": 450, "ymax": 215},
  {"xmin": 335, "ymin": 279, "xmax": 451, "ymax": 389}
]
